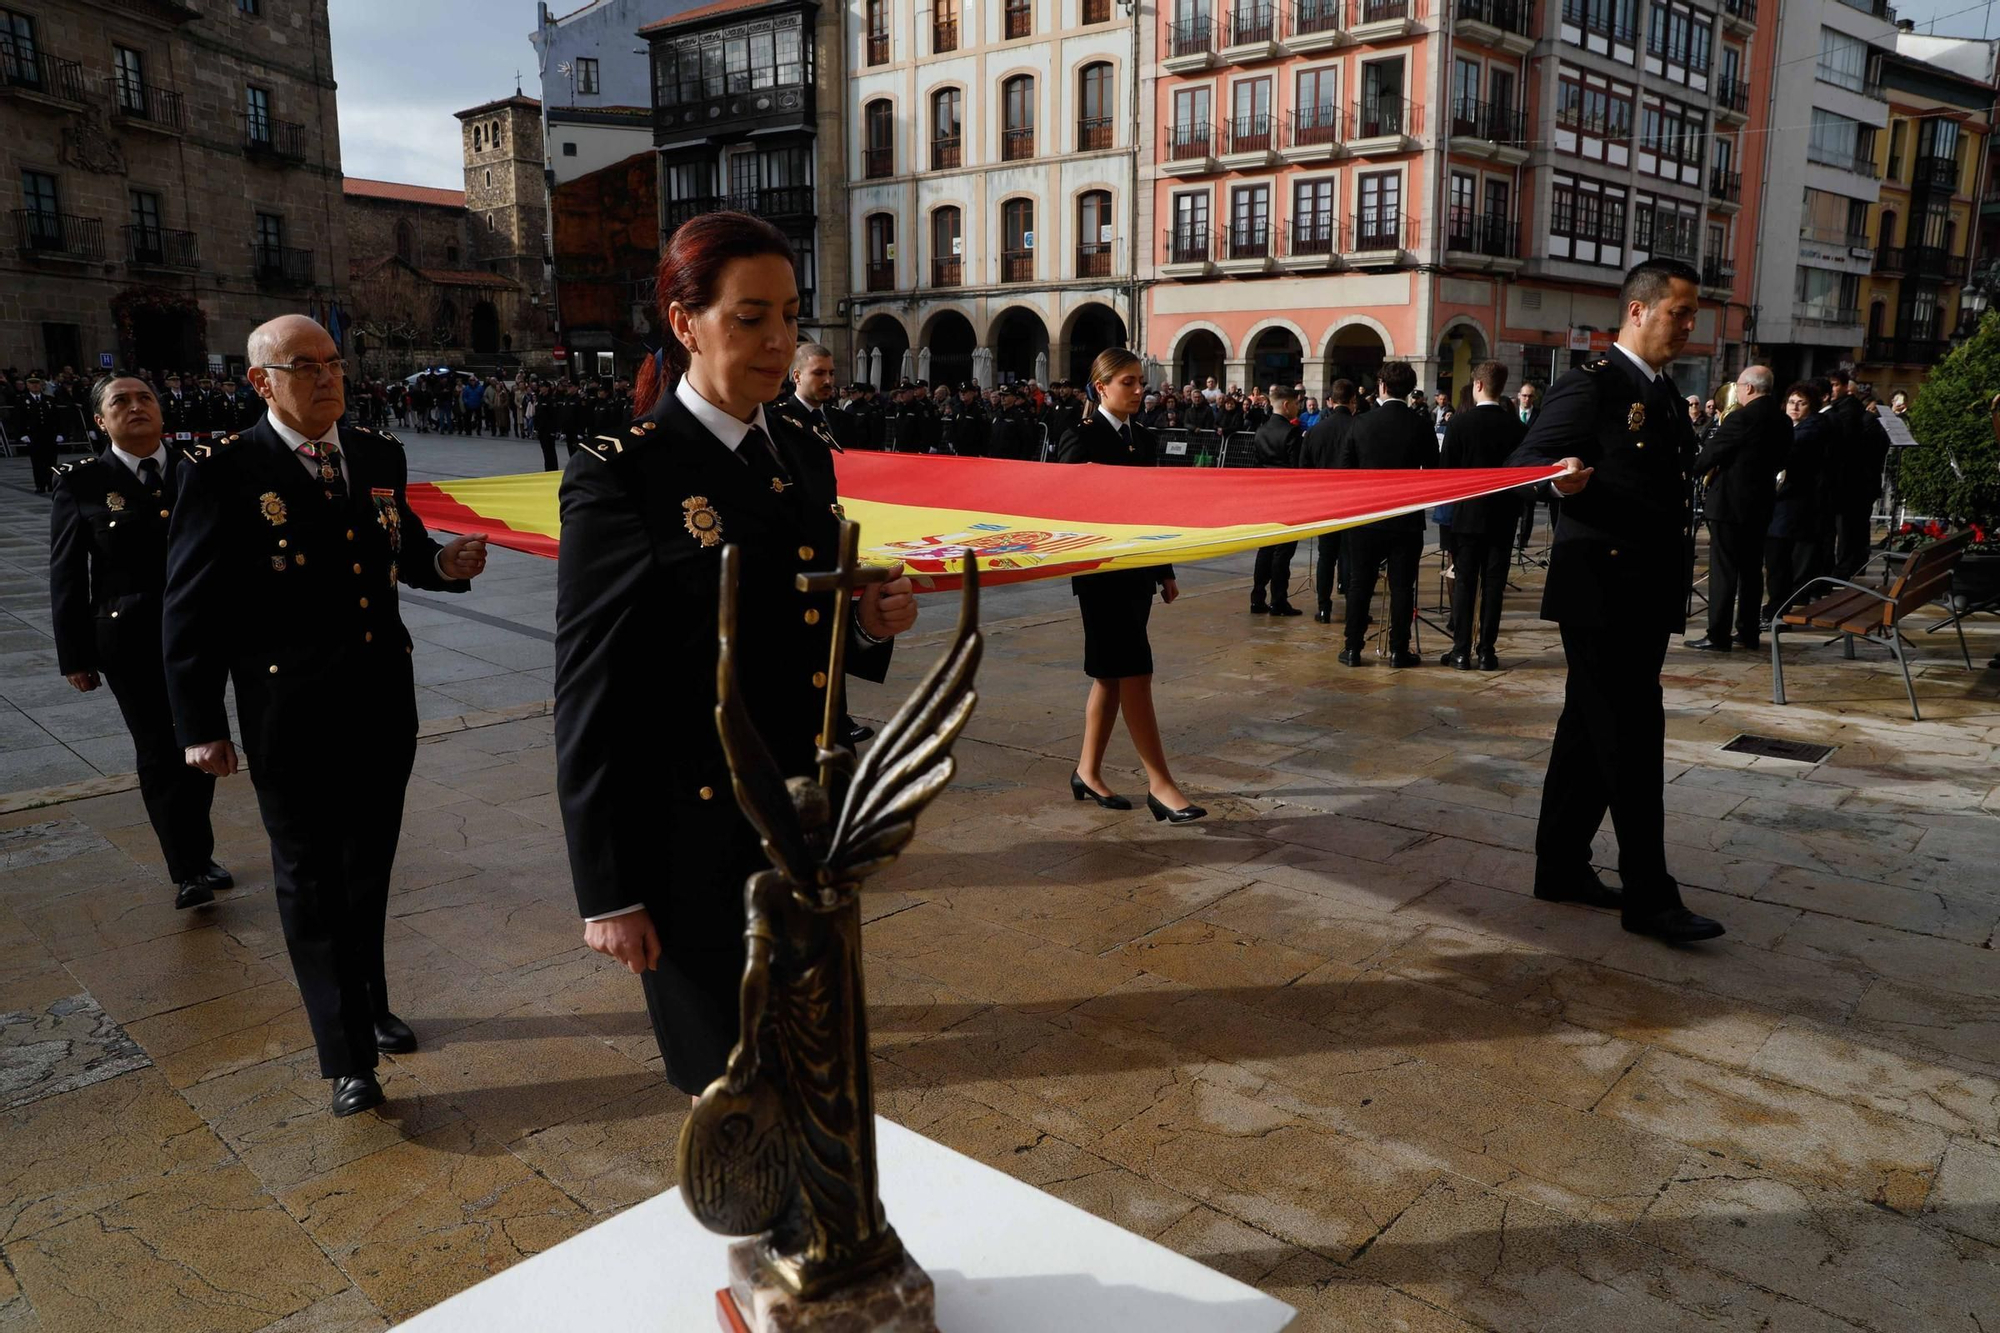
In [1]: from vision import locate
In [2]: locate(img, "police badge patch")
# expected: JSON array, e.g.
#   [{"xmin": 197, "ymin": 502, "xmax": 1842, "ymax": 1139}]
[
  {"xmin": 259, "ymin": 492, "xmax": 287, "ymax": 525},
  {"xmin": 682, "ymin": 496, "xmax": 723, "ymax": 547},
  {"xmin": 105, "ymin": 492, "xmax": 126, "ymax": 511},
  {"xmin": 1627, "ymin": 403, "xmax": 1646, "ymax": 432}
]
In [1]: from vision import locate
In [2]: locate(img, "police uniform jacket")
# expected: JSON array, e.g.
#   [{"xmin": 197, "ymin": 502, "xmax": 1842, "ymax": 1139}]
[
  {"xmin": 1057, "ymin": 412, "xmax": 1174, "ymax": 592},
  {"xmin": 552, "ymin": 387, "xmax": 891, "ymax": 941},
  {"xmin": 1251, "ymin": 413, "xmax": 1301, "ymax": 468},
  {"xmin": 16, "ymin": 392, "xmax": 61, "ymax": 444},
  {"xmin": 1505, "ymin": 349, "xmax": 1697, "ymax": 631},
  {"xmin": 1689, "ymin": 391, "xmax": 1786, "ymax": 527},
  {"xmin": 160, "ymin": 391, "xmax": 203, "ymax": 437},
  {"xmin": 945, "ymin": 400, "xmax": 986, "ymax": 456},
  {"xmin": 48, "ymin": 444, "xmax": 187, "ymax": 676},
  {"xmin": 161, "ymin": 419, "xmax": 467, "ymax": 774},
  {"xmin": 1335, "ymin": 400, "xmax": 1437, "ymax": 533}
]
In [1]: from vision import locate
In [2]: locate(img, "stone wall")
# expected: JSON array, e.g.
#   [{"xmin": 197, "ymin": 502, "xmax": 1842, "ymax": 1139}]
[
  {"xmin": 345, "ymin": 197, "xmax": 467, "ymax": 272},
  {"xmin": 552, "ymin": 150, "xmax": 657, "ymax": 357}
]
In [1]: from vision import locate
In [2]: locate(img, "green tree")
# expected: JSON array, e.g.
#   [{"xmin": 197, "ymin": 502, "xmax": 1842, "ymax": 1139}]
[{"xmin": 1900, "ymin": 309, "xmax": 2000, "ymax": 523}]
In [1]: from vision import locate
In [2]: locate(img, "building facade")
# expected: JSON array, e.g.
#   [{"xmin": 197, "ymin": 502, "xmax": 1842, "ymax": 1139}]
[
  {"xmin": 1854, "ymin": 27, "xmax": 1995, "ymax": 401},
  {"xmin": 642, "ymin": 0, "xmax": 848, "ymax": 362},
  {"xmin": 1, "ymin": 0, "xmax": 346, "ymax": 377},
  {"xmin": 846, "ymin": 0, "xmax": 1138, "ymax": 389},
  {"xmin": 1142, "ymin": 0, "xmax": 1754, "ymax": 408},
  {"xmin": 532, "ymin": 0, "xmax": 695, "ymax": 189}
]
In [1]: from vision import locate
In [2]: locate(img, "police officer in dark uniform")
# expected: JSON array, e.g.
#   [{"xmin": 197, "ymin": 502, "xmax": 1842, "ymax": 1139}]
[
  {"xmin": 163, "ymin": 315, "xmax": 490, "ymax": 1117},
  {"xmin": 555, "ymin": 216, "xmax": 914, "ymax": 1096},
  {"xmin": 50, "ymin": 375, "xmax": 228, "ymax": 909},
  {"xmin": 945, "ymin": 382, "xmax": 986, "ymax": 456},
  {"xmin": 1044, "ymin": 380, "xmax": 1083, "ymax": 446},
  {"xmin": 534, "ymin": 377, "xmax": 563, "ymax": 470},
  {"xmin": 1505, "ymin": 259, "xmax": 1726, "ymax": 945},
  {"xmin": 893, "ymin": 383, "xmax": 930, "ymax": 453},
  {"xmin": 1249, "ymin": 385, "xmax": 1304, "ymax": 615},
  {"xmin": 159, "ymin": 373, "xmax": 200, "ymax": 442},
  {"xmin": 18, "ymin": 374, "xmax": 64, "ymax": 494}
]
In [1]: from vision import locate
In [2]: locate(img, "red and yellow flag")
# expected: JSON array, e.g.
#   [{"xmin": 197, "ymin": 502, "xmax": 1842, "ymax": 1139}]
[{"xmin": 407, "ymin": 454, "xmax": 1564, "ymax": 590}]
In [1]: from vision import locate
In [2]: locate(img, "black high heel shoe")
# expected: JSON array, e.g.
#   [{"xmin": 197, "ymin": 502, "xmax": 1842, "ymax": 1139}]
[
  {"xmin": 1146, "ymin": 793, "xmax": 1208, "ymax": 824},
  {"xmin": 1071, "ymin": 772, "xmax": 1132, "ymax": 811}
]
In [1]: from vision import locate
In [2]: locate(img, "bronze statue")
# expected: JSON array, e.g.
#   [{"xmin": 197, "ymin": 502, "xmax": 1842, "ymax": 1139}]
[{"xmin": 679, "ymin": 521, "xmax": 981, "ymax": 1315}]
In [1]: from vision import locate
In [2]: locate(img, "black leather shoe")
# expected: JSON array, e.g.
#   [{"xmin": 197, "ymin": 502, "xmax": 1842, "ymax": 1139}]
[
  {"xmin": 1533, "ymin": 871, "xmax": 1624, "ymax": 910},
  {"xmin": 1313, "ymin": 604, "xmax": 1332, "ymax": 624},
  {"xmin": 198, "ymin": 861, "xmax": 234, "ymax": 890},
  {"xmin": 374, "ymin": 1013, "xmax": 417, "ymax": 1054},
  {"xmin": 1622, "ymin": 907, "xmax": 1727, "ymax": 943},
  {"xmin": 1070, "ymin": 771, "xmax": 1132, "ymax": 811},
  {"xmin": 1736, "ymin": 637, "xmax": 1762, "ymax": 654},
  {"xmin": 1270, "ymin": 602, "xmax": 1304, "ymax": 617},
  {"xmin": 1477, "ymin": 650, "xmax": 1500, "ymax": 671},
  {"xmin": 1440, "ymin": 651, "xmax": 1472, "ymax": 670},
  {"xmin": 839, "ymin": 720, "xmax": 875, "ymax": 746},
  {"xmin": 1248, "ymin": 602, "xmax": 1270, "ymax": 615},
  {"xmin": 1146, "ymin": 793, "xmax": 1208, "ymax": 824},
  {"xmin": 331, "ymin": 1071, "xmax": 385, "ymax": 1118},
  {"xmin": 1684, "ymin": 636, "xmax": 1731, "ymax": 652},
  {"xmin": 1337, "ymin": 648, "xmax": 1363, "ymax": 667},
  {"xmin": 173, "ymin": 879, "xmax": 214, "ymax": 910},
  {"xmin": 1390, "ymin": 651, "xmax": 1423, "ymax": 668}
]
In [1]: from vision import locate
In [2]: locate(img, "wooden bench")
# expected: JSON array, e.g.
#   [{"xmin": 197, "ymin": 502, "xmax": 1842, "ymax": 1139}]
[{"xmin": 1770, "ymin": 528, "xmax": 1975, "ymax": 720}]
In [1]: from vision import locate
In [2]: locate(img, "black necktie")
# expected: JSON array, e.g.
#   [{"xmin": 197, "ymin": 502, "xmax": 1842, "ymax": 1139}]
[
  {"xmin": 1117, "ymin": 421, "xmax": 1134, "ymax": 453},
  {"xmin": 743, "ymin": 425, "xmax": 791, "ymax": 494},
  {"xmin": 138, "ymin": 457, "xmax": 161, "ymax": 494}
]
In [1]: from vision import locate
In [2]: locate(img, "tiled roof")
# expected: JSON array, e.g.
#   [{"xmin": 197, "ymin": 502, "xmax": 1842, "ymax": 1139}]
[
  {"xmin": 456, "ymin": 94, "xmax": 543, "ymax": 120},
  {"xmin": 640, "ymin": 0, "xmax": 774, "ymax": 33},
  {"xmin": 419, "ymin": 269, "xmax": 520, "ymax": 289},
  {"xmin": 344, "ymin": 178, "xmax": 466, "ymax": 209}
]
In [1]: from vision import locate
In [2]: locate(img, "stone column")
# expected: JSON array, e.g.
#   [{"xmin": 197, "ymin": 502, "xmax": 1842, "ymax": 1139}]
[{"xmin": 1223, "ymin": 358, "xmax": 1250, "ymax": 393}]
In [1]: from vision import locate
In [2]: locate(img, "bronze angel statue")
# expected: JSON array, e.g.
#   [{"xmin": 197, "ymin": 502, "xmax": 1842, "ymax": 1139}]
[{"xmin": 679, "ymin": 524, "xmax": 981, "ymax": 1306}]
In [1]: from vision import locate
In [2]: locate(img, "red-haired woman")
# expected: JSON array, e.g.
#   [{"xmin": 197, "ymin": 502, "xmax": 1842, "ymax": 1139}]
[
  {"xmin": 1059, "ymin": 349, "xmax": 1206, "ymax": 823},
  {"xmin": 553, "ymin": 212, "xmax": 918, "ymax": 1097}
]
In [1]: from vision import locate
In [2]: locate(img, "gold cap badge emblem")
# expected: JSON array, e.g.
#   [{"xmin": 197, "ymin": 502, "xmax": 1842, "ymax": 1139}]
[
  {"xmin": 1627, "ymin": 403, "xmax": 1645, "ymax": 432},
  {"xmin": 259, "ymin": 492, "xmax": 287, "ymax": 525},
  {"xmin": 682, "ymin": 496, "xmax": 723, "ymax": 547}
]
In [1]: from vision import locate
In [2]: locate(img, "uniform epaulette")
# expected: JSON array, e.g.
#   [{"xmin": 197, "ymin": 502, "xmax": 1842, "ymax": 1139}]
[
  {"xmin": 773, "ymin": 404, "xmax": 844, "ymax": 453},
  {"xmin": 190, "ymin": 433, "xmax": 241, "ymax": 461},
  {"xmin": 51, "ymin": 457, "xmax": 94, "ymax": 479},
  {"xmin": 580, "ymin": 421, "xmax": 655, "ymax": 463},
  {"xmin": 1581, "ymin": 356, "xmax": 1611, "ymax": 373}
]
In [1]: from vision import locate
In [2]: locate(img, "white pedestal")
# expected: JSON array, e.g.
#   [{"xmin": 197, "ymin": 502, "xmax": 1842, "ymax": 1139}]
[{"xmin": 397, "ymin": 1117, "xmax": 1296, "ymax": 1332}]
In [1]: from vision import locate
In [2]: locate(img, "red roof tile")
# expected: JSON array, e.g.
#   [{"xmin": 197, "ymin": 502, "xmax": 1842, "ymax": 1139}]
[
  {"xmin": 419, "ymin": 269, "xmax": 520, "ymax": 289},
  {"xmin": 344, "ymin": 177, "xmax": 466, "ymax": 208},
  {"xmin": 640, "ymin": 0, "xmax": 773, "ymax": 32}
]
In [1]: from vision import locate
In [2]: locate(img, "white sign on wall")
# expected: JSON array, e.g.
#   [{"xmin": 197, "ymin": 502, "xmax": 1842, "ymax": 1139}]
[
  {"xmin": 1023, "ymin": 231, "xmax": 1035, "ymax": 249},
  {"xmin": 1099, "ymin": 224, "xmax": 1113, "ymax": 243},
  {"xmin": 952, "ymin": 237, "xmax": 963, "ymax": 255}
]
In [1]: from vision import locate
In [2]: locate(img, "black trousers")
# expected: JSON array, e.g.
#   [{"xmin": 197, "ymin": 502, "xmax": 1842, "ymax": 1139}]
[
  {"xmin": 1833, "ymin": 504, "xmax": 1875, "ymax": 580},
  {"xmin": 537, "ymin": 431, "xmax": 559, "ymax": 471},
  {"xmin": 104, "ymin": 658, "xmax": 215, "ymax": 883},
  {"xmin": 28, "ymin": 442, "xmax": 56, "ymax": 492},
  {"xmin": 1252, "ymin": 541, "xmax": 1299, "ymax": 606},
  {"xmin": 252, "ymin": 745, "xmax": 414, "ymax": 1079},
  {"xmin": 1762, "ymin": 535, "xmax": 1822, "ymax": 618},
  {"xmin": 1449, "ymin": 533, "xmax": 1512, "ymax": 657},
  {"xmin": 1315, "ymin": 532, "xmax": 1347, "ymax": 607},
  {"xmin": 1537, "ymin": 622, "xmax": 1677, "ymax": 912},
  {"xmin": 1514, "ymin": 497, "xmax": 1537, "ymax": 550},
  {"xmin": 1344, "ymin": 527, "xmax": 1422, "ymax": 654},
  {"xmin": 1705, "ymin": 519, "xmax": 1764, "ymax": 645}
]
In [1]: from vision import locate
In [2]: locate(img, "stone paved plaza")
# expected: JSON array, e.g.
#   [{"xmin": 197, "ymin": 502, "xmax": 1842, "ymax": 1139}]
[{"xmin": 3, "ymin": 438, "xmax": 2000, "ymax": 1331}]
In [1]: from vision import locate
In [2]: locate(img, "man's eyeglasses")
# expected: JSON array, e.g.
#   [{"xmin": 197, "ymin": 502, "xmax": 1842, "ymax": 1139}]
[{"xmin": 259, "ymin": 359, "xmax": 347, "ymax": 380}]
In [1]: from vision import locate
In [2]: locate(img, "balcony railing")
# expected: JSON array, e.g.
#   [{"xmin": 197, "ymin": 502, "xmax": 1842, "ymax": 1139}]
[
  {"xmin": 1915, "ymin": 155, "xmax": 1959, "ymax": 192},
  {"xmin": 1875, "ymin": 245, "xmax": 1905, "ymax": 274},
  {"xmin": 863, "ymin": 145, "xmax": 893, "ymax": 179},
  {"xmin": 124, "ymin": 226, "xmax": 199, "ymax": 269},
  {"xmin": 663, "ymin": 187, "xmax": 814, "ymax": 229},
  {"xmin": 253, "ymin": 244, "xmax": 313, "ymax": 286},
  {"xmin": 933, "ymin": 254, "xmax": 962, "ymax": 287},
  {"xmin": 1352, "ymin": 0, "xmax": 1409, "ymax": 21},
  {"xmin": 1226, "ymin": 223, "xmax": 1271, "ymax": 260},
  {"xmin": 1454, "ymin": 0, "xmax": 1536, "ymax": 35},
  {"xmin": 866, "ymin": 32, "xmax": 889, "ymax": 64},
  {"xmin": 1806, "ymin": 143, "xmax": 1877, "ymax": 178},
  {"xmin": 1450, "ymin": 96, "xmax": 1526, "ymax": 145},
  {"xmin": 1351, "ymin": 208, "xmax": 1404, "ymax": 250},
  {"xmin": 1723, "ymin": 0, "xmax": 1756, "ymax": 21},
  {"xmin": 1716, "ymin": 77, "xmax": 1750, "ymax": 114},
  {"xmin": 1001, "ymin": 126, "xmax": 1034, "ymax": 161},
  {"xmin": 1445, "ymin": 209, "xmax": 1518, "ymax": 257},
  {"xmin": 244, "ymin": 116, "xmax": 307, "ymax": 162},
  {"xmin": 1, "ymin": 49, "xmax": 85, "ymax": 103},
  {"xmin": 1700, "ymin": 256, "xmax": 1736, "ymax": 287},
  {"xmin": 1796, "ymin": 305, "xmax": 1861, "ymax": 327},
  {"xmin": 933, "ymin": 17, "xmax": 958, "ymax": 51},
  {"xmin": 1903, "ymin": 245, "xmax": 1969, "ymax": 281},
  {"xmin": 1168, "ymin": 15, "xmax": 1214, "ymax": 57},
  {"xmin": 865, "ymin": 259, "xmax": 895, "ymax": 292},
  {"xmin": 12, "ymin": 210, "xmax": 102, "ymax": 260},
  {"xmin": 1287, "ymin": 217, "xmax": 1339, "ymax": 257},
  {"xmin": 1168, "ymin": 121, "xmax": 1215, "ymax": 160},
  {"xmin": 1561, "ymin": 0, "xmax": 1637, "ymax": 42},
  {"xmin": 1165, "ymin": 227, "xmax": 1214, "ymax": 264},
  {"xmin": 1229, "ymin": 3, "xmax": 1276, "ymax": 43},
  {"xmin": 1708, "ymin": 168, "xmax": 1742, "ymax": 203},
  {"xmin": 1291, "ymin": 0, "xmax": 1344, "ymax": 34},
  {"xmin": 1077, "ymin": 240, "xmax": 1113, "ymax": 276},
  {"xmin": 1000, "ymin": 248, "xmax": 1033, "ymax": 281},
  {"xmin": 1004, "ymin": 1, "xmax": 1032, "ymax": 37},
  {"xmin": 1078, "ymin": 115, "xmax": 1114, "ymax": 150},
  {"xmin": 932, "ymin": 135, "xmax": 961, "ymax": 170},
  {"xmin": 1083, "ymin": 0, "xmax": 1112, "ymax": 19},
  {"xmin": 1227, "ymin": 113, "xmax": 1273, "ymax": 154},
  {"xmin": 1352, "ymin": 97, "xmax": 1415, "ymax": 139},
  {"xmin": 112, "ymin": 81, "xmax": 185, "ymax": 130},
  {"xmin": 1868, "ymin": 336, "xmax": 1948, "ymax": 365},
  {"xmin": 1288, "ymin": 104, "xmax": 1343, "ymax": 146}
]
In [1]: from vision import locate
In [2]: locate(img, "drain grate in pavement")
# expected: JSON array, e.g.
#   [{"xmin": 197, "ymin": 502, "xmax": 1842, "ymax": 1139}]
[{"xmin": 1721, "ymin": 734, "xmax": 1836, "ymax": 764}]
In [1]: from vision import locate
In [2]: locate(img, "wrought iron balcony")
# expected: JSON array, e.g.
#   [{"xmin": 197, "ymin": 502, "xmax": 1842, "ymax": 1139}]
[
  {"xmin": 1004, "ymin": 0, "xmax": 1032, "ymax": 37},
  {"xmin": 253, "ymin": 244, "xmax": 314, "ymax": 286},
  {"xmin": 1165, "ymin": 226, "xmax": 1214, "ymax": 265},
  {"xmin": 13, "ymin": 210, "xmax": 102, "ymax": 260},
  {"xmin": 1806, "ymin": 143, "xmax": 1877, "ymax": 178},
  {"xmin": 1001, "ymin": 126, "xmax": 1034, "ymax": 161},
  {"xmin": 1078, "ymin": 116, "xmax": 1114, "ymax": 150},
  {"xmin": 1287, "ymin": 105, "xmax": 1343, "ymax": 148},
  {"xmin": 932, "ymin": 255, "xmax": 961, "ymax": 287},
  {"xmin": 1168, "ymin": 15, "xmax": 1214, "ymax": 58},
  {"xmin": 1228, "ymin": 2, "xmax": 1276, "ymax": 44},
  {"xmin": 112, "ymin": 80, "xmax": 184, "ymax": 131},
  {"xmin": 1915, "ymin": 155, "xmax": 1959, "ymax": 193},
  {"xmin": 1083, "ymin": 0, "xmax": 1112, "ymax": 19},
  {"xmin": 1286, "ymin": 217, "xmax": 1339, "ymax": 257},
  {"xmin": 1446, "ymin": 210, "xmax": 1518, "ymax": 258},
  {"xmin": 931, "ymin": 135, "xmax": 961, "ymax": 170},
  {"xmin": 1715, "ymin": 77, "xmax": 1750, "ymax": 114},
  {"xmin": 244, "ymin": 116, "xmax": 307, "ymax": 162},
  {"xmin": 1869, "ymin": 336, "xmax": 1947, "ymax": 365},
  {"xmin": 1076, "ymin": 241, "xmax": 1113, "ymax": 277},
  {"xmin": 1225, "ymin": 223, "xmax": 1271, "ymax": 260},
  {"xmin": 1000, "ymin": 248, "xmax": 1034, "ymax": 282},
  {"xmin": 1700, "ymin": 256, "xmax": 1736, "ymax": 288},
  {"xmin": 663, "ymin": 188, "xmax": 814, "ymax": 230},
  {"xmin": 1708, "ymin": 168, "xmax": 1742, "ymax": 203},
  {"xmin": 1450, "ymin": 96, "xmax": 1526, "ymax": 146},
  {"xmin": 1723, "ymin": 0, "xmax": 1756, "ymax": 22},
  {"xmin": 1350, "ymin": 208, "xmax": 1404, "ymax": 251},
  {"xmin": 863, "ymin": 145, "xmax": 893, "ymax": 179},
  {"xmin": 1454, "ymin": 0, "xmax": 1536, "ymax": 36},
  {"xmin": 1351, "ymin": 0, "xmax": 1409, "ymax": 22},
  {"xmin": 124, "ymin": 226, "xmax": 199, "ymax": 269},
  {"xmin": 1, "ymin": 49, "xmax": 85, "ymax": 103},
  {"xmin": 1352, "ymin": 97, "xmax": 1415, "ymax": 140},
  {"xmin": 933, "ymin": 17, "xmax": 958, "ymax": 51},
  {"xmin": 865, "ymin": 259, "xmax": 895, "ymax": 292},
  {"xmin": 1227, "ymin": 113, "xmax": 1273, "ymax": 154},
  {"xmin": 866, "ymin": 32, "xmax": 888, "ymax": 65},
  {"xmin": 1167, "ymin": 121, "xmax": 1215, "ymax": 161},
  {"xmin": 1290, "ymin": 0, "xmax": 1343, "ymax": 35}
]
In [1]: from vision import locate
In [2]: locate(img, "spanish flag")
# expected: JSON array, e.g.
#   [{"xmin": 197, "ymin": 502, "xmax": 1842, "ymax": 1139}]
[{"xmin": 406, "ymin": 454, "xmax": 1564, "ymax": 590}]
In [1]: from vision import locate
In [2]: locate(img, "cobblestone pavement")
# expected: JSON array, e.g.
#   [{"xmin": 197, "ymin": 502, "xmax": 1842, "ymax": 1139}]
[{"xmin": 2, "ymin": 436, "xmax": 1999, "ymax": 1331}]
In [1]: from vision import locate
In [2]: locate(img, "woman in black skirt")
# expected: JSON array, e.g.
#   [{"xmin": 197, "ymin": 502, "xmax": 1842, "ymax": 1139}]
[{"xmin": 1058, "ymin": 349, "xmax": 1206, "ymax": 823}]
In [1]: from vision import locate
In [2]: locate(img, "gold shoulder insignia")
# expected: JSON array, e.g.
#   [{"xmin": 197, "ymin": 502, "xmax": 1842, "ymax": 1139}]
[
  {"xmin": 579, "ymin": 434, "xmax": 623, "ymax": 462},
  {"xmin": 379, "ymin": 429, "xmax": 404, "ymax": 448},
  {"xmin": 1582, "ymin": 357, "xmax": 1610, "ymax": 373}
]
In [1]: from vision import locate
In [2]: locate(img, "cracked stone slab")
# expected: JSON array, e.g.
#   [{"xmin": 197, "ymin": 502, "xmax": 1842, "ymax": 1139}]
[
  {"xmin": 0, "ymin": 993, "xmax": 149, "ymax": 1111},
  {"xmin": 0, "ymin": 820, "xmax": 111, "ymax": 874}
]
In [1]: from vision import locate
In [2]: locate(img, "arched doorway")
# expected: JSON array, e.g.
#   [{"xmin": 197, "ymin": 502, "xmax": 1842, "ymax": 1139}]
[
  {"xmin": 470, "ymin": 301, "xmax": 500, "ymax": 355},
  {"xmin": 1065, "ymin": 303, "xmax": 1127, "ymax": 382},
  {"xmin": 1436, "ymin": 323, "xmax": 1488, "ymax": 410},
  {"xmin": 991, "ymin": 306, "xmax": 1049, "ymax": 384},
  {"xmin": 1326, "ymin": 324, "xmax": 1386, "ymax": 392},
  {"xmin": 1248, "ymin": 327, "xmax": 1303, "ymax": 393},
  {"xmin": 923, "ymin": 310, "xmax": 976, "ymax": 387},
  {"xmin": 1174, "ymin": 328, "xmax": 1225, "ymax": 387},
  {"xmin": 858, "ymin": 313, "xmax": 909, "ymax": 390}
]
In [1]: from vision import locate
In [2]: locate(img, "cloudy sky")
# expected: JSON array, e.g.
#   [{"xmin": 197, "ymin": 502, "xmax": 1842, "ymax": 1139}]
[{"xmin": 329, "ymin": 0, "xmax": 549, "ymax": 188}]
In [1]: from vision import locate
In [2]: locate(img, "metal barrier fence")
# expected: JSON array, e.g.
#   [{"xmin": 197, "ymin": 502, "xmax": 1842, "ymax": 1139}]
[{"xmin": 0, "ymin": 402, "xmax": 92, "ymax": 458}]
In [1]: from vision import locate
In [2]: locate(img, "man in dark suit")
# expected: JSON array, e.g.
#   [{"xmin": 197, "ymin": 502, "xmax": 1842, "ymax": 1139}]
[
  {"xmin": 18, "ymin": 374, "xmax": 64, "ymax": 494},
  {"xmin": 1437, "ymin": 360, "xmax": 1527, "ymax": 670},
  {"xmin": 1513, "ymin": 380, "xmax": 1546, "ymax": 553},
  {"xmin": 50, "ymin": 375, "xmax": 228, "ymax": 909},
  {"xmin": 1300, "ymin": 378, "xmax": 1356, "ymax": 622},
  {"xmin": 1506, "ymin": 259, "xmax": 1725, "ymax": 945},
  {"xmin": 163, "ymin": 315, "xmax": 490, "ymax": 1118},
  {"xmin": 1687, "ymin": 366, "xmax": 1787, "ymax": 652},
  {"xmin": 1334, "ymin": 361, "xmax": 1434, "ymax": 666},
  {"xmin": 1249, "ymin": 386, "xmax": 1304, "ymax": 615},
  {"xmin": 1826, "ymin": 369, "xmax": 1883, "ymax": 579}
]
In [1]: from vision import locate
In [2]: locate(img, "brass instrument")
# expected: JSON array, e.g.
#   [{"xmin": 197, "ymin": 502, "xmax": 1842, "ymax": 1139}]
[{"xmin": 1703, "ymin": 380, "xmax": 1741, "ymax": 486}]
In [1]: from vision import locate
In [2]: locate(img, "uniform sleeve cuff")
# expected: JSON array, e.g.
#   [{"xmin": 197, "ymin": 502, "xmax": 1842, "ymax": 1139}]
[{"xmin": 584, "ymin": 903, "xmax": 647, "ymax": 922}]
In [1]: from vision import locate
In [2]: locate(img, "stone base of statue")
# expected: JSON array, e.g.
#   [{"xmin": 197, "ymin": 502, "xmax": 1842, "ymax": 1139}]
[{"xmin": 718, "ymin": 1242, "xmax": 937, "ymax": 1333}]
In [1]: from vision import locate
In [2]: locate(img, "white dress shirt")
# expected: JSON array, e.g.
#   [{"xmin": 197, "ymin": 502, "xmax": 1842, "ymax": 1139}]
[
  {"xmin": 266, "ymin": 414, "xmax": 453, "ymax": 581},
  {"xmin": 110, "ymin": 442, "xmax": 168, "ymax": 482},
  {"xmin": 676, "ymin": 376, "xmax": 770, "ymax": 456},
  {"xmin": 1612, "ymin": 341, "xmax": 1666, "ymax": 385}
]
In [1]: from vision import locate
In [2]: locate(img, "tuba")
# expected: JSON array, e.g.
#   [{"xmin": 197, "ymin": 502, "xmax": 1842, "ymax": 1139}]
[{"xmin": 1701, "ymin": 381, "xmax": 1740, "ymax": 487}]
